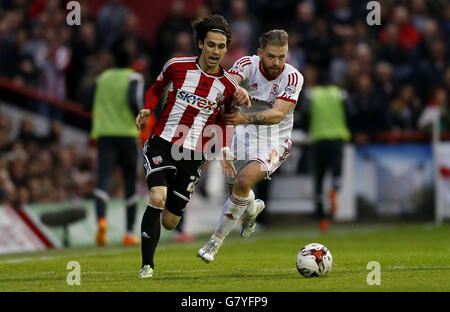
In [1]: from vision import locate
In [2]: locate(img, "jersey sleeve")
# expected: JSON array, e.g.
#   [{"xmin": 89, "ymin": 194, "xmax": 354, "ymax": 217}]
[
  {"xmin": 277, "ymin": 70, "xmax": 304, "ymax": 104},
  {"xmin": 220, "ymin": 95, "xmax": 235, "ymax": 148},
  {"xmin": 228, "ymin": 56, "xmax": 252, "ymax": 81},
  {"xmin": 144, "ymin": 58, "xmax": 174, "ymax": 111}
]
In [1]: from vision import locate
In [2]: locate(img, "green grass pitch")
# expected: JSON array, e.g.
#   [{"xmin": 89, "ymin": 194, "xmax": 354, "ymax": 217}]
[{"xmin": 1, "ymin": 223, "xmax": 449, "ymax": 292}]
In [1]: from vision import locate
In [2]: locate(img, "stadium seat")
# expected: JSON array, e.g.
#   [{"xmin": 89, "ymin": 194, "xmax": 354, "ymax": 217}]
[{"xmin": 40, "ymin": 207, "xmax": 87, "ymax": 247}]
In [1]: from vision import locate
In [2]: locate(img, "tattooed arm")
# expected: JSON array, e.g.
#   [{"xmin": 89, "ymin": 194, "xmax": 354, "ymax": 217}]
[{"xmin": 222, "ymin": 99, "xmax": 295, "ymax": 126}]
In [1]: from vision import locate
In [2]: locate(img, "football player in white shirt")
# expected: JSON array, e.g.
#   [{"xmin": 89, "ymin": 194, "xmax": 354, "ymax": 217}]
[{"xmin": 198, "ymin": 30, "xmax": 303, "ymax": 263}]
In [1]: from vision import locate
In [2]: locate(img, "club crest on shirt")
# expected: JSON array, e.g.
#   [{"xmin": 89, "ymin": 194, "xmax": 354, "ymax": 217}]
[
  {"xmin": 284, "ymin": 85, "xmax": 297, "ymax": 96},
  {"xmin": 152, "ymin": 156, "xmax": 163, "ymax": 165},
  {"xmin": 250, "ymin": 82, "xmax": 258, "ymax": 89},
  {"xmin": 233, "ymin": 62, "xmax": 245, "ymax": 73},
  {"xmin": 270, "ymin": 84, "xmax": 279, "ymax": 95},
  {"xmin": 215, "ymin": 92, "xmax": 225, "ymax": 104}
]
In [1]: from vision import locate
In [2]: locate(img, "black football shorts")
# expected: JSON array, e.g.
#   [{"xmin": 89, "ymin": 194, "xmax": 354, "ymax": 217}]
[{"xmin": 142, "ymin": 135, "xmax": 206, "ymax": 216}]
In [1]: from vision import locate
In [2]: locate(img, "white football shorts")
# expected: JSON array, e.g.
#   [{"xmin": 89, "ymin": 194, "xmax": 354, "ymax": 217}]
[{"xmin": 226, "ymin": 134, "xmax": 292, "ymax": 185}]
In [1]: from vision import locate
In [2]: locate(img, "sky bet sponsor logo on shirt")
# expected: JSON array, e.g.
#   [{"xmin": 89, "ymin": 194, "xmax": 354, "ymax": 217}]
[{"xmin": 177, "ymin": 89, "xmax": 218, "ymax": 112}]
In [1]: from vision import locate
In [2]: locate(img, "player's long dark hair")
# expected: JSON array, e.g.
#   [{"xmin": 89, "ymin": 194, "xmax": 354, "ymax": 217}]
[{"xmin": 191, "ymin": 14, "xmax": 232, "ymax": 53}]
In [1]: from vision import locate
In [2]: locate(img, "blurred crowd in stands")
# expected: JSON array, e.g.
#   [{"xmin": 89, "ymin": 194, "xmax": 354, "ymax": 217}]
[
  {"xmin": 0, "ymin": 114, "xmax": 98, "ymax": 207},
  {"xmin": 0, "ymin": 0, "xmax": 449, "ymax": 207}
]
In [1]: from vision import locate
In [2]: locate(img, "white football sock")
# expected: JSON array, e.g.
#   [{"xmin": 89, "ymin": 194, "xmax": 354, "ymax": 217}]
[
  {"xmin": 244, "ymin": 190, "xmax": 256, "ymax": 216},
  {"xmin": 214, "ymin": 193, "xmax": 249, "ymax": 239}
]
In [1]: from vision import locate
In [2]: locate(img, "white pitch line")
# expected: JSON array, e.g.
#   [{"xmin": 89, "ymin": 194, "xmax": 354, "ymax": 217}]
[
  {"xmin": 0, "ymin": 267, "xmax": 297, "ymax": 278},
  {"xmin": 2, "ymin": 265, "xmax": 449, "ymax": 279},
  {"xmin": 0, "ymin": 255, "xmax": 66, "ymax": 264},
  {"xmin": 387, "ymin": 265, "xmax": 450, "ymax": 270},
  {"xmin": 0, "ymin": 247, "xmax": 138, "ymax": 264}
]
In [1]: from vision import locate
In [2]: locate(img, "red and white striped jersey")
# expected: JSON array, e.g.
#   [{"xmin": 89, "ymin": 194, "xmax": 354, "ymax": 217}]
[{"xmin": 145, "ymin": 56, "xmax": 238, "ymax": 152}]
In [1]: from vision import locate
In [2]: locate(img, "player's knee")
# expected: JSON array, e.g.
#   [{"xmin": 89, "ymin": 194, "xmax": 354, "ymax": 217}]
[
  {"xmin": 149, "ymin": 188, "xmax": 167, "ymax": 208},
  {"xmin": 234, "ymin": 175, "xmax": 253, "ymax": 194}
]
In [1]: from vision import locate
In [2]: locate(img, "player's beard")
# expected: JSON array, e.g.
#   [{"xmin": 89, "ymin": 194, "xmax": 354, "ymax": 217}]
[{"xmin": 261, "ymin": 61, "xmax": 282, "ymax": 79}]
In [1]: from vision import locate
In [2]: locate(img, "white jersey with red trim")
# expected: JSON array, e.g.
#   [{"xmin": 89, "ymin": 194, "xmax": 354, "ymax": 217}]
[
  {"xmin": 148, "ymin": 56, "xmax": 238, "ymax": 152},
  {"xmin": 225, "ymin": 55, "xmax": 303, "ymax": 180},
  {"xmin": 229, "ymin": 55, "xmax": 303, "ymax": 146}
]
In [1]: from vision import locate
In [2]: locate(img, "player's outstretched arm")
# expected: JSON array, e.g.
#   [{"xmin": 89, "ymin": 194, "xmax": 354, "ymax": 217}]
[
  {"xmin": 233, "ymin": 87, "xmax": 251, "ymax": 109},
  {"xmin": 136, "ymin": 109, "xmax": 151, "ymax": 130},
  {"xmin": 229, "ymin": 73, "xmax": 251, "ymax": 109},
  {"xmin": 220, "ymin": 148, "xmax": 237, "ymax": 179},
  {"xmin": 223, "ymin": 99, "xmax": 295, "ymax": 126}
]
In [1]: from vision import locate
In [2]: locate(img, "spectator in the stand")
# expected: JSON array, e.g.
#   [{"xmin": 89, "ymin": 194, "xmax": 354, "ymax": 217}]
[
  {"xmin": 84, "ymin": 39, "xmax": 144, "ymax": 247},
  {"xmin": 13, "ymin": 185, "xmax": 30, "ymax": 209},
  {"xmin": 67, "ymin": 21, "xmax": 98, "ymax": 101},
  {"xmin": 122, "ymin": 13, "xmax": 153, "ymax": 82},
  {"xmin": 9, "ymin": 154, "xmax": 28, "ymax": 188},
  {"xmin": 353, "ymin": 20, "xmax": 375, "ymax": 46},
  {"xmin": 329, "ymin": 0, "xmax": 356, "ymax": 40},
  {"xmin": 260, "ymin": 0, "xmax": 296, "ymax": 30},
  {"xmin": 306, "ymin": 18, "xmax": 334, "ymax": 74},
  {"xmin": 221, "ymin": 32, "xmax": 247, "ymax": 70},
  {"xmin": 34, "ymin": 27, "xmax": 71, "ymax": 119},
  {"xmin": 295, "ymin": 64, "xmax": 319, "ymax": 130},
  {"xmin": 391, "ymin": 5, "xmax": 421, "ymax": 51},
  {"xmin": 444, "ymin": 66, "xmax": 450, "ymax": 95},
  {"xmin": 389, "ymin": 84, "xmax": 422, "ymax": 131},
  {"xmin": 0, "ymin": 167, "xmax": 16, "ymax": 205},
  {"xmin": 3, "ymin": 28, "xmax": 38, "ymax": 86},
  {"xmin": 286, "ymin": 29, "xmax": 305, "ymax": 71},
  {"xmin": 374, "ymin": 61, "xmax": 396, "ymax": 104},
  {"xmin": 124, "ymin": 13, "xmax": 151, "ymax": 58},
  {"xmin": 290, "ymin": 1, "xmax": 315, "ymax": 46},
  {"xmin": 40, "ymin": 0, "xmax": 66, "ymax": 28},
  {"xmin": 96, "ymin": 0, "xmax": 131, "ymax": 49},
  {"xmin": 225, "ymin": 0, "xmax": 260, "ymax": 54},
  {"xmin": 377, "ymin": 23, "xmax": 413, "ymax": 85},
  {"xmin": 153, "ymin": 0, "xmax": 192, "ymax": 72},
  {"xmin": 410, "ymin": 0, "xmax": 429, "ymax": 33},
  {"xmin": 355, "ymin": 42, "xmax": 373, "ymax": 76},
  {"xmin": 339, "ymin": 58, "xmax": 360, "ymax": 94},
  {"xmin": 414, "ymin": 38, "xmax": 448, "ymax": 102},
  {"xmin": 0, "ymin": 10, "xmax": 26, "ymax": 77},
  {"xmin": 329, "ymin": 39, "xmax": 355, "ymax": 85},
  {"xmin": 17, "ymin": 117, "xmax": 41, "ymax": 154},
  {"xmin": 411, "ymin": 19, "xmax": 440, "ymax": 63},
  {"xmin": 348, "ymin": 73, "xmax": 388, "ymax": 143},
  {"xmin": 444, "ymin": 3, "xmax": 450, "ymax": 41},
  {"xmin": 172, "ymin": 31, "xmax": 194, "ymax": 57},
  {"xmin": 23, "ymin": 17, "xmax": 46, "ymax": 61},
  {"xmin": 0, "ymin": 114, "xmax": 14, "ymax": 154}
]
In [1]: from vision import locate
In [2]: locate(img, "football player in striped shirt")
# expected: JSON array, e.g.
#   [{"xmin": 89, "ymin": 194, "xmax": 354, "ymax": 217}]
[
  {"xmin": 198, "ymin": 30, "xmax": 304, "ymax": 263},
  {"xmin": 135, "ymin": 15, "xmax": 250, "ymax": 278}
]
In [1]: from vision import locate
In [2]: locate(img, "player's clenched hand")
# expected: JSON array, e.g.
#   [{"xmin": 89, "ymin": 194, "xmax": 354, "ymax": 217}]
[
  {"xmin": 222, "ymin": 107, "xmax": 247, "ymax": 126},
  {"xmin": 136, "ymin": 109, "xmax": 151, "ymax": 130},
  {"xmin": 233, "ymin": 87, "xmax": 251, "ymax": 109},
  {"xmin": 220, "ymin": 148, "xmax": 237, "ymax": 179}
]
